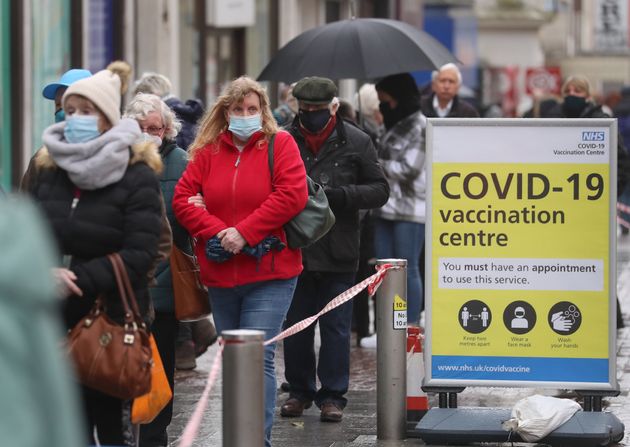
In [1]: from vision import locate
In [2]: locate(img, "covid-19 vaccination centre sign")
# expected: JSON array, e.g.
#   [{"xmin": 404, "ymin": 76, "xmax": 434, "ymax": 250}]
[{"xmin": 424, "ymin": 118, "xmax": 618, "ymax": 390}]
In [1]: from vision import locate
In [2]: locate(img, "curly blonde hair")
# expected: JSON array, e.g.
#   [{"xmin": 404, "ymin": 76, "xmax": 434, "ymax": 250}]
[{"xmin": 188, "ymin": 76, "xmax": 279, "ymax": 160}]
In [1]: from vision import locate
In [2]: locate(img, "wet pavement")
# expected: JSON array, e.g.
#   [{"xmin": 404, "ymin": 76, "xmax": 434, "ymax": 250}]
[{"xmin": 168, "ymin": 234, "xmax": 630, "ymax": 447}]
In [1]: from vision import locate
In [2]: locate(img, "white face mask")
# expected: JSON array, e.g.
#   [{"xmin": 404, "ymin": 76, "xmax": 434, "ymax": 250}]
[{"xmin": 142, "ymin": 132, "xmax": 162, "ymax": 148}]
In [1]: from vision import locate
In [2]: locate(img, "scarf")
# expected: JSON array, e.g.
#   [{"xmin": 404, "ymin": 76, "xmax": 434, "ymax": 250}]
[{"xmin": 42, "ymin": 118, "xmax": 141, "ymax": 190}]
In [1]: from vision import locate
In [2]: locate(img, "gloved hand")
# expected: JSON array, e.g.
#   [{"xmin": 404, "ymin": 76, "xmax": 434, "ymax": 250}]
[
  {"xmin": 205, "ymin": 237, "xmax": 233, "ymax": 263},
  {"xmin": 324, "ymin": 186, "xmax": 345, "ymax": 210},
  {"xmin": 241, "ymin": 236, "xmax": 285, "ymax": 259}
]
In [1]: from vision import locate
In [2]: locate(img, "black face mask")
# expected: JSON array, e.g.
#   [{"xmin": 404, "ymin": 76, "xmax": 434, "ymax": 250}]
[
  {"xmin": 379, "ymin": 102, "xmax": 407, "ymax": 130},
  {"xmin": 299, "ymin": 109, "xmax": 331, "ymax": 133},
  {"xmin": 562, "ymin": 95, "xmax": 588, "ymax": 118}
]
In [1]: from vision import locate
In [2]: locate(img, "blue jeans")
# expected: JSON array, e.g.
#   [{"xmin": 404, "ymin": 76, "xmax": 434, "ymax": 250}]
[
  {"xmin": 283, "ymin": 271, "xmax": 355, "ymax": 409},
  {"xmin": 374, "ymin": 218, "xmax": 424, "ymax": 324},
  {"xmin": 209, "ymin": 277, "xmax": 297, "ymax": 447}
]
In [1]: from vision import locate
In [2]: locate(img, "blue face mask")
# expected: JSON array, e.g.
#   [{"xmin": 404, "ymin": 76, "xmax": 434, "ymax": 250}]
[
  {"xmin": 228, "ymin": 114, "xmax": 262, "ymax": 141},
  {"xmin": 54, "ymin": 108, "xmax": 65, "ymax": 123},
  {"xmin": 64, "ymin": 115, "xmax": 101, "ymax": 143}
]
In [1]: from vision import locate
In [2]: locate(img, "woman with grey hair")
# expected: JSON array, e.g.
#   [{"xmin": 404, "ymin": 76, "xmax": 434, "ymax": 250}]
[
  {"xmin": 133, "ymin": 72, "xmax": 205, "ymax": 152},
  {"xmin": 125, "ymin": 93, "xmax": 181, "ymax": 144},
  {"xmin": 123, "ymin": 93, "xmax": 188, "ymax": 446}
]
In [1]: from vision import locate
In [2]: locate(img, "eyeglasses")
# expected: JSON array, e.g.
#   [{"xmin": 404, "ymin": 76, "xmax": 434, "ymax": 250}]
[{"xmin": 140, "ymin": 125, "xmax": 165, "ymax": 135}]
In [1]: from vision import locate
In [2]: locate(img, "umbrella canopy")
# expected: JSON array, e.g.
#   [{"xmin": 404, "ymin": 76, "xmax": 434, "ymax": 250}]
[{"xmin": 257, "ymin": 18, "xmax": 457, "ymax": 83}]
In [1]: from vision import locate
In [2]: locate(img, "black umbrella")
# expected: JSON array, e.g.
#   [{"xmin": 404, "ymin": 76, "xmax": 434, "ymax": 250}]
[{"xmin": 257, "ymin": 18, "xmax": 457, "ymax": 83}]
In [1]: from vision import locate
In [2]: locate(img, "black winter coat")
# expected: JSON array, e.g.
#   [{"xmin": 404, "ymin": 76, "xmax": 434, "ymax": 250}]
[
  {"xmin": 288, "ymin": 116, "xmax": 390, "ymax": 272},
  {"xmin": 420, "ymin": 93, "xmax": 480, "ymax": 118},
  {"xmin": 29, "ymin": 144, "xmax": 163, "ymax": 329}
]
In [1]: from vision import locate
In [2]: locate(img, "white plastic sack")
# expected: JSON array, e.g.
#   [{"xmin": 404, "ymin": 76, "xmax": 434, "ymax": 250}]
[{"xmin": 501, "ymin": 394, "xmax": 582, "ymax": 442}]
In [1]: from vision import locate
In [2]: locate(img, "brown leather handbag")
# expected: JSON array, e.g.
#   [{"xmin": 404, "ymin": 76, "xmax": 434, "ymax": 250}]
[
  {"xmin": 67, "ymin": 253, "xmax": 152, "ymax": 400},
  {"xmin": 170, "ymin": 245, "xmax": 211, "ymax": 321}
]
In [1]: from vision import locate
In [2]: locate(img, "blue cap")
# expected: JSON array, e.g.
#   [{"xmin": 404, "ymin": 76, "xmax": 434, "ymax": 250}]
[{"xmin": 42, "ymin": 69, "xmax": 93, "ymax": 100}]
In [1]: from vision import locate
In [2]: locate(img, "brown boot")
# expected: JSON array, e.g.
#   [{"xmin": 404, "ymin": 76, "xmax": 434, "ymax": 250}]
[
  {"xmin": 192, "ymin": 318, "xmax": 218, "ymax": 357},
  {"xmin": 175, "ymin": 340, "xmax": 196, "ymax": 370},
  {"xmin": 280, "ymin": 397, "xmax": 312, "ymax": 417},
  {"xmin": 320, "ymin": 402, "xmax": 343, "ymax": 422}
]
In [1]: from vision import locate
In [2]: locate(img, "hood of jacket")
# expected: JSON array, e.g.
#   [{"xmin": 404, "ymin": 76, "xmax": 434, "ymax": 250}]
[{"xmin": 165, "ymin": 97, "xmax": 204, "ymax": 122}]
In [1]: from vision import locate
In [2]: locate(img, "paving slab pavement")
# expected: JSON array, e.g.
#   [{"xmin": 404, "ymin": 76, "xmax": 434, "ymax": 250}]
[{"xmin": 168, "ymin": 234, "xmax": 630, "ymax": 446}]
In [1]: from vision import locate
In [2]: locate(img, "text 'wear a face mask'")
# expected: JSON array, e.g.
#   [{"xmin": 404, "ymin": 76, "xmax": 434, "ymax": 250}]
[
  {"xmin": 64, "ymin": 115, "xmax": 101, "ymax": 144},
  {"xmin": 229, "ymin": 114, "xmax": 262, "ymax": 141},
  {"xmin": 299, "ymin": 108, "xmax": 331, "ymax": 133}
]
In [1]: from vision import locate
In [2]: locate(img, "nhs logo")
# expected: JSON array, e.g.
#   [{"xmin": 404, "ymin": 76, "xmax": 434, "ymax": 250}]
[{"xmin": 582, "ymin": 131, "xmax": 605, "ymax": 141}]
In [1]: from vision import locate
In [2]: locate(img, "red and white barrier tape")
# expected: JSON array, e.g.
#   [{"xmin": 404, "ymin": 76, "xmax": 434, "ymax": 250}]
[
  {"xmin": 264, "ymin": 263, "xmax": 399, "ymax": 346},
  {"xmin": 618, "ymin": 202, "xmax": 630, "ymax": 214},
  {"xmin": 618, "ymin": 202, "xmax": 630, "ymax": 229},
  {"xmin": 176, "ymin": 263, "xmax": 399, "ymax": 446},
  {"xmin": 178, "ymin": 340, "xmax": 224, "ymax": 447}
]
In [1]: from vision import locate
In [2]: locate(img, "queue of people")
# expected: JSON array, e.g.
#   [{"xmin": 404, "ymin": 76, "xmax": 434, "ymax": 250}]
[
  {"xmin": 27, "ymin": 67, "xmax": 164, "ymax": 445},
  {"xmin": 5, "ymin": 58, "xmax": 630, "ymax": 447}
]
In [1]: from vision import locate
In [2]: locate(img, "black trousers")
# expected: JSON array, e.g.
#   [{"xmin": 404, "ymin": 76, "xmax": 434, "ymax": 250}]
[
  {"xmin": 352, "ymin": 213, "xmax": 376, "ymax": 338},
  {"xmin": 140, "ymin": 312, "xmax": 177, "ymax": 447},
  {"xmin": 82, "ymin": 386, "xmax": 134, "ymax": 446}
]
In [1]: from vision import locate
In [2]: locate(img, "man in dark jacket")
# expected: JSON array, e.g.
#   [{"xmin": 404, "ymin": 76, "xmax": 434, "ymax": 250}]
[
  {"xmin": 280, "ymin": 77, "xmax": 389, "ymax": 422},
  {"xmin": 420, "ymin": 63, "xmax": 479, "ymax": 118},
  {"xmin": 418, "ymin": 63, "xmax": 478, "ymax": 316}
]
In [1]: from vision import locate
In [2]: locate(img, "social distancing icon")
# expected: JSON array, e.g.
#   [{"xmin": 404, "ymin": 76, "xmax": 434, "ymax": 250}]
[{"xmin": 458, "ymin": 300, "xmax": 491, "ymax": 334}]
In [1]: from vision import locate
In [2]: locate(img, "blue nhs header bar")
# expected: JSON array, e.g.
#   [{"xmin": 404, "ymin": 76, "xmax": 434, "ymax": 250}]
[{"xmin": 582, "ymin": 131, "xmax": 606, "ymax": 141}]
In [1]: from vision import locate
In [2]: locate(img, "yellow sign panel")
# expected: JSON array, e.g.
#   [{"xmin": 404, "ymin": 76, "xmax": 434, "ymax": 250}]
[
  {"xmin": 426, "ymin": 121, "xmax": 614, "ymax": 387},
  {"xmin": 394, "ymin": 294, "xmax": 407, "ymax": 311},
  {"xmin": 432, "ymin": 163, "xmax": 608, "ymax": 359}
]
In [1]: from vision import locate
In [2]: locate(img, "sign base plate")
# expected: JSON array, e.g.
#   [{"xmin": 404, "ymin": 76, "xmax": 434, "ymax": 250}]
[{"xmin": 412, "ymin": 407, "xmax": 624, "ymax": 446}]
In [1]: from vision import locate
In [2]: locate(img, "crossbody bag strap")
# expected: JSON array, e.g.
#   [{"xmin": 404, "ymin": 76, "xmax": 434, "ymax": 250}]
[{"xmin": 267, "ymin": 134, "xmax": 276, "ymax": 188}]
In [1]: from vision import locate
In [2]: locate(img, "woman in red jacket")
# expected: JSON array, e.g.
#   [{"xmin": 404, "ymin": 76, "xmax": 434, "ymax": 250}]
[{"xmin": 172, "ymin": 76, "xmax": 307, "ymax": 447}]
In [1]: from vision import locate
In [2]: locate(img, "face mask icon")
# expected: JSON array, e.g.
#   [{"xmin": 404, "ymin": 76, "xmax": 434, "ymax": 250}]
[{"xmin": 511, "ymin": 306, "xmax": 528, "ymax": 329}]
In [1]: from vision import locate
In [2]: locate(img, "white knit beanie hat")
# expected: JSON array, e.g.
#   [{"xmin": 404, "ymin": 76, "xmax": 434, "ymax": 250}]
[{"xmin": 62, "ymin": 69, "xmax": 121, "ymax": 126}]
